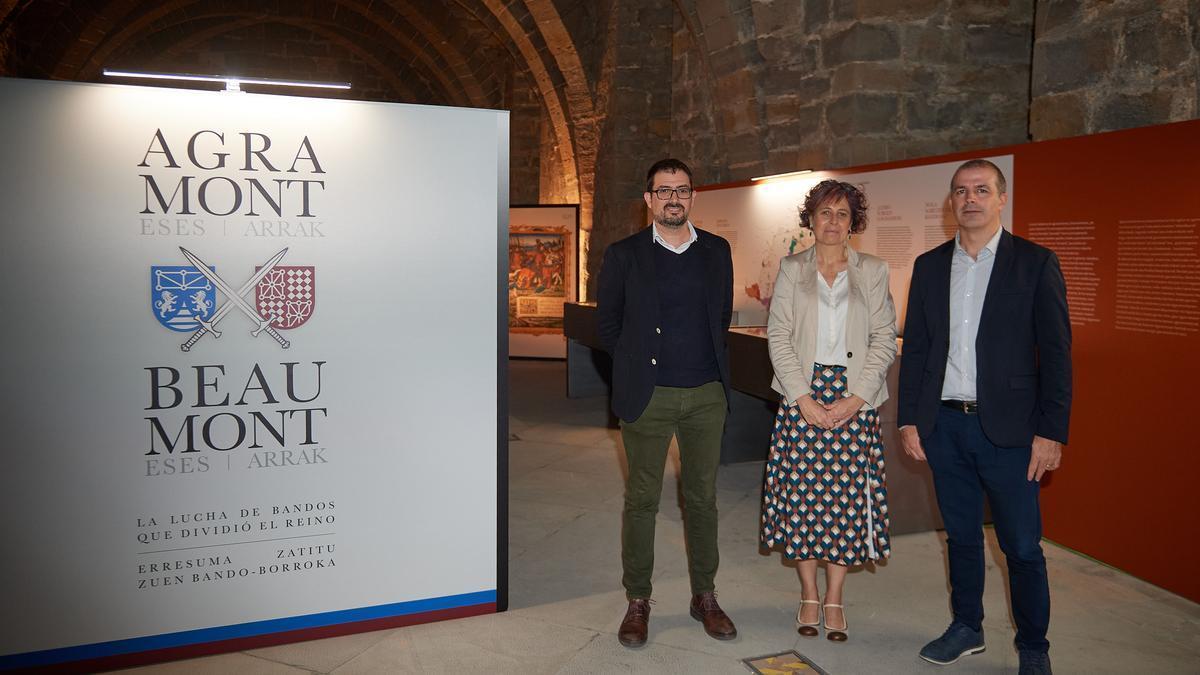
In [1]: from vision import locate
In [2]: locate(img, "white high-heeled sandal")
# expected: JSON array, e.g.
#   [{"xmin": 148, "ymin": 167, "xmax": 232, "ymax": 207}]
[
  {"xmin": 796, "ymin": 599, "xmax": 821, "ymax": 637},
  {"xmin": 823, "ymin": 603, "xmax": 848, "ymax": 642}
]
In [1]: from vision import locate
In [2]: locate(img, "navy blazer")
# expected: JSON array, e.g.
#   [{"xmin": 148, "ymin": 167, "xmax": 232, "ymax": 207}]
[
  {"xmin": 596, "ymin": 226, "xmax": 734, "ymax": 422},
  {"xmin": 897, "ymin": 229, "xmax": 1072, "ymax": 447}
]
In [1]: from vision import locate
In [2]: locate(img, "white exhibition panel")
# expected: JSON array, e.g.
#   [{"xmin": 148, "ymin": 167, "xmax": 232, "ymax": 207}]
[
  {"xmin": 690, "ymin": 156, "xmax": 1013, "ymax": 330},
  {"xmin": 0, "ymin": 79, "xmax": 503, "ymax": 668}
]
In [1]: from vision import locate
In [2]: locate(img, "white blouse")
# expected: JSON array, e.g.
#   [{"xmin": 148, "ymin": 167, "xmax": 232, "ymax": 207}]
[{"xmin": 813, "ymin": 268, "xmax": 849, "ymax": 367}]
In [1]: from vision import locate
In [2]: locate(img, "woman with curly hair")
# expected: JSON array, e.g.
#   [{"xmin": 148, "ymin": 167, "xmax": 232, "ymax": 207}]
[{"xmin": 760, "ymin": 179, "xmax": 898, "ymax": 642}]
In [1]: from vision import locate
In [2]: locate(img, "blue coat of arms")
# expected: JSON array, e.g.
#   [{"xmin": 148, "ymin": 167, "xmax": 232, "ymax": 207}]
[{"xmin": 151, "ymin": 266, "xmax": 218, "ymax": 331}]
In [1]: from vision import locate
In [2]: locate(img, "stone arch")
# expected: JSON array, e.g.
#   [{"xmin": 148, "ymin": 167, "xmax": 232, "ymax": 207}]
[
  {"xmin": 471, "ymin": 0, "xmax": 582, "ymax": 205},
  {"xmin": 0, "ymin": 0, "xmax": 16, "ymax": 72},
  {"xmin": 521, "ymin": 0, "xmax": 597, "ymax": 202},
  {"xmin": 48, "ymin": 0, "xmax": 151, "ymax": 79},
  {"xmin": 53, "ymin": 2, "xmax": 481, "ymax": 99},
  {"xmin": 379, "ymin": 0, "xmax": 493, "ymax": 109},
  {"xmin": 62, "ymin": 2, "xmax": 483, "ymax": 107},
  {"xmin": 127, "ymin": 13, "xmax": 469, "ymax": 106},
  {"xmin": 0, "ymin": 1, "xmax": 21, "ymax": 30},
  {"xmin": 130, "ymin": 16, "xmax": 431, "ymax": 103},
  {"xmin": 668, "ymin": 0, "xmax": 767, "ymax": 179}
]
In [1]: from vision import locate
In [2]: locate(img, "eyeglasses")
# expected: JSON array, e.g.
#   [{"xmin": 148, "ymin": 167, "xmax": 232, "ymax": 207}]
[{"xmin": 651, "ymin": 187, "xmax": 693, "ymax": 200}]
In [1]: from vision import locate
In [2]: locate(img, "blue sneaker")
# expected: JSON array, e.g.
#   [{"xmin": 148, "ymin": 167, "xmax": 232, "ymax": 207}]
[
  {"xmin": 919, "ymin": 621, "xmax": 985, "ymax": 665},
  {"xmin": 1018, "ymin": 650, "xmax": 1052, "ymax": 674}
]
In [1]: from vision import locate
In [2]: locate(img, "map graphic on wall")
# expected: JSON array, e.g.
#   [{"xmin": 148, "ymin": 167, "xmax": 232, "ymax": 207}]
[{"xmin": 691, "ymin": 156, "xmax": 1014, "ymax": 330}]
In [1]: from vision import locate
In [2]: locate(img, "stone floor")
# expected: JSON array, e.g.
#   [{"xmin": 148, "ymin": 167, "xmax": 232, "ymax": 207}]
[{"xmin": 121, "ymin": 360, "xmax": 1200, "ymax": 674}]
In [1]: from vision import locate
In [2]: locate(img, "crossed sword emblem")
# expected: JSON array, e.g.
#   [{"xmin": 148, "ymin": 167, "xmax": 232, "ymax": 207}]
[{"xmin": 178, "ymin": 247, "xmax": 292, "ymax": 352}]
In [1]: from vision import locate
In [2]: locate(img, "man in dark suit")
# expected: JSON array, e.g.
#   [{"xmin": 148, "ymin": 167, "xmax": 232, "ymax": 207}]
[
  {"xmin": 898, "ymin": 159, "xmax": 1071, "ymax": 675},
  {"xmin": 596, "ymin": 158, "xmax": 736, "ymax": 648}
]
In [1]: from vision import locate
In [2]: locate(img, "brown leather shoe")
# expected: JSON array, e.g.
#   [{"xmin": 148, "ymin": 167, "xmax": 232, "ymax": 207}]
[
  {"xmin": 618, "ymin": 599, "xmax": 651, "ymax": 648},
  {"xmin": 690, "ymin": 592, "xmax": 737, "ymax": 640}
]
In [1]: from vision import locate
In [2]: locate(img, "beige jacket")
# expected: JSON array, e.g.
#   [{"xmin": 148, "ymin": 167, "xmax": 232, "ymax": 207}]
[{"xmin": 768, "ymin": 245, "xmax": 898, "ymax": 410}]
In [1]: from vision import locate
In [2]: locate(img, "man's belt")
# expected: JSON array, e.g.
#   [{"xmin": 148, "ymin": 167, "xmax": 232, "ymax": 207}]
[{"xmin": 941, "ymin": 399, "xmax": 979, "ymax": 414}]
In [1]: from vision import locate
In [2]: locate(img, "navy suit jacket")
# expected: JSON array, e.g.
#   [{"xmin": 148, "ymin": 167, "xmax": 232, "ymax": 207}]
[
  {"xmin": 897, "ymin": 229, "xmax": 1072, "ymax": 447},
  {"xmin": 596, "ymin": 226, "xmax": 733, "ymax": 422}
]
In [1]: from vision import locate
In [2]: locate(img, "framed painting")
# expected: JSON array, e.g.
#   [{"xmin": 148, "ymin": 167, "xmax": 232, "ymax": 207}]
[{"xmin": 508, "ymin": 205, "xmax": 579, "ymax": 357}]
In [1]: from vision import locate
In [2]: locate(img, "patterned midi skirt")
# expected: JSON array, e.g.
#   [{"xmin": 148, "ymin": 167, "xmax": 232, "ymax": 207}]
[{"xmin": 760, "ymin": 363, "xmax": 891, "ymax": 565}]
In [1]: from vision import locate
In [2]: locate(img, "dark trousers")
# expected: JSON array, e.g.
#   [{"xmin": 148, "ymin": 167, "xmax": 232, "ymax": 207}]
[
  {"xmin": 925, "ymin": 406, "xmax": 1050, "ymax": 653},
  {"xmin": 619, "ymin": 381, "xmax": 727, "ymax": 600}
]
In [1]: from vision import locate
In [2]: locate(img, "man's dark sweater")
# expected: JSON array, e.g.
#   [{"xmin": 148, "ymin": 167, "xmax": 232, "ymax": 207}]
[{"xmin": 653, "ymin": 242, "xmax": 720, "ymax": 387}]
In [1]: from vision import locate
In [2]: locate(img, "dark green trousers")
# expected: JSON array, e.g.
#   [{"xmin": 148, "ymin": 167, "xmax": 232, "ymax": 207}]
[{"xmin": 620, "ymin": 380, "xmax": 727, "ymax": 599}]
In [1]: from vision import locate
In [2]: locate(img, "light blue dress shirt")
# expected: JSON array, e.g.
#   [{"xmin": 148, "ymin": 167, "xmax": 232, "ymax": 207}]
[{"xmin": 941, "ymin": 226, "xmax": 1004, "ymax": 401}]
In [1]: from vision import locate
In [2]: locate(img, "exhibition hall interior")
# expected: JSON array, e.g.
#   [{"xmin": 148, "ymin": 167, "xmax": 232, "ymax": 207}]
[{"xmin": 1, "ymin": 1, "xmax": 1198, "ymax": 673}]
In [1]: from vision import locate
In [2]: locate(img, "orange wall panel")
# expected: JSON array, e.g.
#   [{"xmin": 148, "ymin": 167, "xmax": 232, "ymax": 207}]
[{"xmin": 1011, "ymin": 120, "xmax": 1200, "ymax": 602}]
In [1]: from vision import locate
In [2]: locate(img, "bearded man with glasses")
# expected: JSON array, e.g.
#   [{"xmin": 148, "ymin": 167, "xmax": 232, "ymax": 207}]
[{"xmin": 597, "ymin": 158, "xmax": 737, "ymax": 648}]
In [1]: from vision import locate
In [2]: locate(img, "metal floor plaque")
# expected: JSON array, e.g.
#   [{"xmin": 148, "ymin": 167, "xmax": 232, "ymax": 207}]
[{"xmin": 742, "ymin": 650, "xmax": 829, "ymax": 674}]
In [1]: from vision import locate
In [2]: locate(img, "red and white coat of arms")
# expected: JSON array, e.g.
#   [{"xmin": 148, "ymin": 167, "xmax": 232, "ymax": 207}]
[{"xmin": 256, "ymin": 266, "xmax": 316, "ymax": 329}]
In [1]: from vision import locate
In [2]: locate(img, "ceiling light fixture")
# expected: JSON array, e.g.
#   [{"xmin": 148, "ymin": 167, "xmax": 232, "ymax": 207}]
[
  {"xmin": 102, "ymin": 69, "xmax": 351, "ymax": 93},
  {"xmin": 751, "ymin": 169, "xmax": 814, "ymax": 182}
]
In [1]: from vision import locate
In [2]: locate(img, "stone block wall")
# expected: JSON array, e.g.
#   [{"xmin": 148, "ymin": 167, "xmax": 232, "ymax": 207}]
[
  {"xmin": 1030, "ymin": 0, "xmax": 1200, "ymax": 139},
  {"xmin": 669, "ymin": 0, "xmax": 1036, "ymax": 186},
  {"xmin": 579, "ymin": 0, "xmax": 1200, "ymax": 297},
  {"xmin": 583, "ymin": 0, "xmax": 676, "ymax": 286},
  {"xmin": 507, "ymin": 68, "xmax": 545, "ymax": 206}
]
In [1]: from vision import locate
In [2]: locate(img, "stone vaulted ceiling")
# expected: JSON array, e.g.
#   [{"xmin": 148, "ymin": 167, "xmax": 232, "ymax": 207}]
[{"xmin": 0, "ymin": 0, "xmax": 600, "ymax": 222}]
